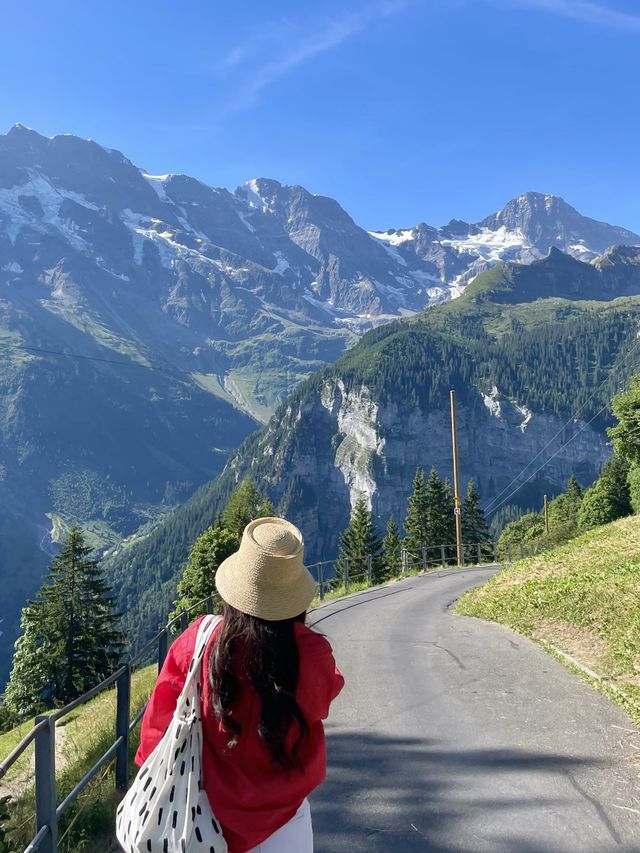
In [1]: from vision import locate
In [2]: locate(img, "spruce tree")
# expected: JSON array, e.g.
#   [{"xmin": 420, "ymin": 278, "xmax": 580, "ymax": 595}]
[
  {"xmin": 403, "ymin": 468, "xmax": 429, "ymax": 560},
  {"xmin": 337, "ymin": 497, "xmax": 381, "ymax": 582},
  {"xmin": 381, "ymin": 516, "xmax": 401, "ymax": 581},
  {"xmin": 5, "ymin": 527, "xmax": 124, "ymax": 718},
  {"xmin": 424, "ymin": 468, "xmax": 451, "ymax": 559},
  {"xmin": 461, "ymin": 479, "xmax": 492, "ymax": 560},
  {"xmin": 547, "ymin": 475, "xmax": 584, "ymax": 543},
  {"xmin": 600, "ymin": 455, "xmax": 632, "ymax": 518},
  {"xmin": 170, "ymin": 521, "xmax": 237, "ymax": 625},
  {"xmin": 578, "ymin": 455, "xmax": 632, "ymax": 530},
  {"xmin": 222, "ymin": 478, "xmax": 275, "ymax": 542}
]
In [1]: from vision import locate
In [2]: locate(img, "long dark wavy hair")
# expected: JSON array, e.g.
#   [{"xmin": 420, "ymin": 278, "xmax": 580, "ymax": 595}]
[{"xmin": 208, "ymin": 604, "xmax": 309, "ymax": 770}]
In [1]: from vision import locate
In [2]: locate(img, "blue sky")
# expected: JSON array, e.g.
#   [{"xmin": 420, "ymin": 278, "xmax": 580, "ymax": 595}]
[{"xmin": 2, "ymin": 0, "xmax": 639, "ymax": 231}]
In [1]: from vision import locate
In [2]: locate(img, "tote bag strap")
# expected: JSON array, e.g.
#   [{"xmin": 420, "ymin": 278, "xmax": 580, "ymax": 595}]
[{"xmin": 176, "ymin": 614, "xmax": 222, "ymax": 717}]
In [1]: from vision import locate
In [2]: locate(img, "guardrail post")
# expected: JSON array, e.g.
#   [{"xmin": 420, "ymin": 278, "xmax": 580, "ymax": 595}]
[
  {"xmin": 319, "ymin": 564, "xmax": 325, "ymax": 601},
  {"xmin": 158, "ymin": 629, "xmax": 168, "ymax": 672},
  {"xmin": 421, "ymin": 547, "xmax": 427, "ymax": 572},
  {"xmin": 477, "ymin": 543, "xmax": 482, "ymax": 565},
  {"xmin": 180, "ymin": 611, "xmax": 188, "ymax": 633},
  {"xmin": 440, "ymin": 545, "xmax": 446, "ymax": 568},
  {"xmin": 206, "ymin": 595, "xmax": 214, "ymax": 614},
  {"xmin": 519, "ymin": 542, "xmax": 524, "ymax": 560},
  {"xmin": 35, "ymin": 715, "xmax": 57, "ymax": 853},
  {"xmin": 367, "ymin": 554, "xmax": 373, "ymax": 584},
  {"xmin": 401, "ymin": 548, "xmax": 408, "ymax": 576},
  {"xmin": 115, "ymin": 665, "xmax": 131, "ymax": 792},
  {"xmin": 344, "ymin": 558, "xmax": 350, "ymax": 594}
]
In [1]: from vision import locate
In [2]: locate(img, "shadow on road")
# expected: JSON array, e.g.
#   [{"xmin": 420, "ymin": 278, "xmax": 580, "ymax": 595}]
[
  {"xmin": 312, "ymin": 731, "xmax": 631, "ymax": 853},
  {"xmin": 309, "ymin": 587, "xmax": 417, "ymax": 627}
]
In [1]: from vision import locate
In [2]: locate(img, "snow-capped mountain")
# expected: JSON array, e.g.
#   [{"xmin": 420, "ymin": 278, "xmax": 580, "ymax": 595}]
[
  {"xmin": 2, "ymin": 123, "xmax": 639, "ymax": 427},
  {"xmin": 370, "ymin": 192, "xmax": 640, "ymax": 294},
  {"xmin": 3, "ymin": 125, "xmax": 638, "ymax": 345}
]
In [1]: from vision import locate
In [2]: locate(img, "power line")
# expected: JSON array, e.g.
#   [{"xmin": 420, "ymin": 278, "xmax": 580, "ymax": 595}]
[
  {"xmin": 486, "ymin": 399, "xmax": 612, "ymax": 519},
  {"xmin": 483, "ymin": 330, "xmax": 640, "ymax": 516},
  {"xmin": 1, "ymin": 342, "xmax": 192, "ymax": 380}
]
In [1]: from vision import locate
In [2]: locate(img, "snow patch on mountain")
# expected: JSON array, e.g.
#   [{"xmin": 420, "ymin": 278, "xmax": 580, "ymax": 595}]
[
  {"xmin": 0, "ymin": 170, "xmax": 100, "ymax": 249},
  {"xmin": 238, "ymin": 180, "xmax": 271, "ymax": 213},
  {"xmin": 513, "ymin": 401, "xmax": 533, "ymax": 431},
  {"xmin": 374, "ymin": 237, "xmax": 408, "ymax": 268},
  {"xmin": 369, "ymin": 228, "xmax": 415, "ymax": 245},
  {"xmin": 442, "ymin": 226, "xmax": 531, "ymax": 262},
  {"xmin": 482, "ymin": 386, "xmax": 501, "ymax": 417},
  {"xmin": 273, "ymin": 251, "xmax": 290, "ymax": 275},
  {"xmin": 141, "ymin": 173, "xmax": 171, "ymax": 203}
]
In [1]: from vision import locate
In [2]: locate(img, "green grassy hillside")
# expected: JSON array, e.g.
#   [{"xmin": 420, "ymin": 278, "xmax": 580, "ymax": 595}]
[{"xmin": 457, "ymin": 515, "xmax": 640, "ymax": 722}]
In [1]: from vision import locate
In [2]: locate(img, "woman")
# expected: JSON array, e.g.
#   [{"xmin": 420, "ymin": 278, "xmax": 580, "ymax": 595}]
[{"xmin": 135, "ymin": 517, "xmax": 344, "ymax": 853}]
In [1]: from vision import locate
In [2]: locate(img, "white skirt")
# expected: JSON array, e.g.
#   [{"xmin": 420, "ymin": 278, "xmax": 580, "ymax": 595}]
[{"xmin": 247, "ymin": 799, "xmax": 313, "ymax": 853}]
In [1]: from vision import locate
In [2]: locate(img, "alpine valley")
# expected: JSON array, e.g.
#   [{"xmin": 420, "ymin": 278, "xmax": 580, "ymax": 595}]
[{"xmin": 2, "ymin": 124, "xmax": 640, "ymax": 672}]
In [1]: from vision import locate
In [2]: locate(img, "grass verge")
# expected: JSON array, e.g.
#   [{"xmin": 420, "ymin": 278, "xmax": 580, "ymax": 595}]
[
  {"xmin": 456, "ymin": 514, "xmax": 640, "ymax": 724},
  {"xmin": 0, "ymin": 665, "xmax": 156, "ymax": 852}
]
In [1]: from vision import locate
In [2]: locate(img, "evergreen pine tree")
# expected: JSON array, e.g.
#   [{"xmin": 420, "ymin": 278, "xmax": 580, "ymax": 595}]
[
  {"xmin": 5, "ymin": 527, "xmax": 124, "ymax": 719},
  {"xmin": 222, "ymin": 478, "xmax": 274, "ymax": 542},
  {"xmin": 381, "ymin": 516, "xmax": 401, "ymax": 581},
  {"xmin": 578, "ymin": 455, "xmax": 632, "ymax": 530},
  {"xmin": 337, "ymin": 497, "xmax": 381, "ymax": 582},
  {"xmin": 547, "ymin": 475, "xmax": 584, "ymax": 544},
  {"xmin": 424, "ymin": 468, "xmax": 451, "ymax": 559},
  {"xmin": 566, "ymin": 474, "xmax": 583, "ymax": 503},
  {"xmin": 170, "ymin": 521, "xmax": 237, "ymax": 625},
  {"xmin": 600, "ymin": 455, "xmax": 632, "ymax": 518},
  {"xmin": 461, "ymin": 479, "xmax": 492, "ymax": 560},
  {"xmin": 403, "ymin": 468, "xmax": 429, "ymax": 560}
]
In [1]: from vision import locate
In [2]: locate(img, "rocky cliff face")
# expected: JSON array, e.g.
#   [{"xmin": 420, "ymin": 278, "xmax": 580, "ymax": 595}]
[{"xmin": 242, "ymin": 380, "xmax": 609, "ymax": 560}]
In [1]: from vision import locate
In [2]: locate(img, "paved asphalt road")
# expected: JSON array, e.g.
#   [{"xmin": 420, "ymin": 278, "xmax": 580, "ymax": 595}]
[{"xmin": 308, "ymin": 568, "xmax": 640, "ymax": 853}]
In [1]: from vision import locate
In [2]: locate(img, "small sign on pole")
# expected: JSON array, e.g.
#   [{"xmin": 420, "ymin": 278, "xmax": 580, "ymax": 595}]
[{"xmin": 454, "ymin": 506, "xmax": 461, "ymax": 516}]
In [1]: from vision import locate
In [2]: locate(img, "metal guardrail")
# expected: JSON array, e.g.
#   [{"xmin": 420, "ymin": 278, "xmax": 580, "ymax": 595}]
[
  {"xmin": 1, "ymin": 540, "xmax": 525, "ymax": 852},
  {"xmin": 307, "ymin": 555, "xmax": 373, "ymax": 600},
  {"xmin": 0, "ymin": 592, "xmax": 219, "ymax": 853}
]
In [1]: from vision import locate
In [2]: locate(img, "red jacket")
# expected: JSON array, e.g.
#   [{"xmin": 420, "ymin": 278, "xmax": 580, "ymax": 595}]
[{"xmin": 135, "ymin": 617, "xmax": 344, "ymax": 852}]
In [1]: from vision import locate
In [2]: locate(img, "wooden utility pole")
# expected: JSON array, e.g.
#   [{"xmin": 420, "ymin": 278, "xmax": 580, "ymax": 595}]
[
  {"xmin": 450, "ymin": 390, "xmax": 463, "ymax": 567},
  {"xmin": 543, "ymin": 494, "xmax": 549, "ymax": 535}
]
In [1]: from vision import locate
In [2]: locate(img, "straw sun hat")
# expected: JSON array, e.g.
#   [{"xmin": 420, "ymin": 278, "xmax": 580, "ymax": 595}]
[{"xmin": 215, "ymin": 517, "xmax": 316, "ymax": 621}]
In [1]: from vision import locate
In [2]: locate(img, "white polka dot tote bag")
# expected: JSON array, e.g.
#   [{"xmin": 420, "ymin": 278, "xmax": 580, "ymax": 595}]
[{"xmin": 116, "ymin": 615, "xmax": 228, "ymax": 853}]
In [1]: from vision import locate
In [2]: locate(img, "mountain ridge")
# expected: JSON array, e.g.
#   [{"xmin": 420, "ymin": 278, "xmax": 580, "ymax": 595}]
[{"xmin": 2, "ymin": 123, "xmax": 640, "ymax": 680}]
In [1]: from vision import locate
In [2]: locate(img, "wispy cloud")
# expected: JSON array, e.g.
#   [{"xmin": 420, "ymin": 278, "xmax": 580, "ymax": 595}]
[
  {"xmin": 217, "ymin": 1, "xmax": 411, "ymax": 108},
  {"xmin": 495, "ymin": 0, "xmax": 640, "ymax": 31}
]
